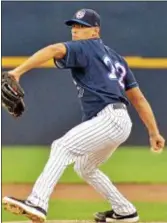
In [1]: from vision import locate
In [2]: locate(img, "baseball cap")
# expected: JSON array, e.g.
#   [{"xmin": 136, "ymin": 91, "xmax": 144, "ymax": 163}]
[{"xmin": 65, "ymin": 9, "xmax": 101, "ymax": 27}]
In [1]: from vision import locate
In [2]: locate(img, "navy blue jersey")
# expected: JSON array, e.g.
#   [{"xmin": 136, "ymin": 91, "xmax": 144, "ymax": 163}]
[{"xmin": 54, "ymin": 38, "xmax": 138, "ymax": 121}]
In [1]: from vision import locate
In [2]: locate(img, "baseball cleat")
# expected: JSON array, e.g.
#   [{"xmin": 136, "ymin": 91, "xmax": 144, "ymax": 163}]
[
  {"xmin": 94, "ymin": 209, "xmax": 139, "ymax": 222},
  {"xmin": 2, "ymin": 196, "xmax": 47, "ymax": 222}
]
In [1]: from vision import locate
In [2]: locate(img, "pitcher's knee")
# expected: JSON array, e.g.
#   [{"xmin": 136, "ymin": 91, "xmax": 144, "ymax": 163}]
[
  {"xmin": 50, "ymin": 139, "xmax": 71, "ymax": 161},
  {"xmin": 74, "ymin": 162, "xmax": 95, "ymax": 179},
  {"xmin": 50, "ymin": 139, "xmax": 61, "ymax": 156}
]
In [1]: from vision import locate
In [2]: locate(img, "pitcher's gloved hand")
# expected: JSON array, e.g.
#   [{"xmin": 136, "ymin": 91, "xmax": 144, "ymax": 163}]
[{"xmin": 1, "ymin": 71, "xmax": 25, "ymax": 117}]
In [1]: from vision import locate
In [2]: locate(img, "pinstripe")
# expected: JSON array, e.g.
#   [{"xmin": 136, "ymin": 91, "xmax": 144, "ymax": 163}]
[
  {"xmin": 64, "ymin": 120, "xmax": 112, "ymax": 154},
  {"xmin": 27, "ymin": 104, "xmax": 136, "ymax": 215},
  {"xmin": 73, "ymin": 106, "xmax": 135, "ymax": 215},
  {"xmin": 28, "ymin": 145, "xmax": 74, "ymax": 210},
  {"xmin": 35, "ymin": 144, "xmax": 68, "ymax": 195},
  {"xmin": 76, "ymin": 112, "xmax": 122, "ymax": 149},
  {"xmin": 62, "ymin": 115, "xmax": 111, "ymax": 150}
]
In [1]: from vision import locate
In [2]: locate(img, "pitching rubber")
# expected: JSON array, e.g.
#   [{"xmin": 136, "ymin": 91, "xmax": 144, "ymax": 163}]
[{"xmin": 2, "ymin": 196, "xmax": 46, "ymax": 223}]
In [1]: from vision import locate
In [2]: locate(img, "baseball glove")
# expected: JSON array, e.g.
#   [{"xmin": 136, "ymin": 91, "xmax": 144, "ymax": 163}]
[{"xmin": 1, "ymin": 71, "xmax": 25, "ymax": 117}]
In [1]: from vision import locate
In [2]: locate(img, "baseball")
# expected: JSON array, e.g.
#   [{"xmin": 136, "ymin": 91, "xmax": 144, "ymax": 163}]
[{"xmin": 150, "ymin": 147, "xmax": 163, "ymax": 154}]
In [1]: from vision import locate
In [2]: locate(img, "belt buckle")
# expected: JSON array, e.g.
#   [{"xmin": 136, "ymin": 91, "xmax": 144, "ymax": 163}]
[{"xmin": 113, "ymin": 103, "xmax": 125, "ymax": 110}]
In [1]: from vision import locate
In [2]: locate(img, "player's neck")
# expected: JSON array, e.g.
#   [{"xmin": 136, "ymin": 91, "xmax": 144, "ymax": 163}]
[{"xmin": 86, "ymin": 35, "xmax": 100, "ymax": 40}]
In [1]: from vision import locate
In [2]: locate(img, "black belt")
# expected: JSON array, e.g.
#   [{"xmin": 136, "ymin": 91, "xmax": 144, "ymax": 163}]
[{"xmin": 112, "ymin": 103, "xmax": 126, "ymax": 110}]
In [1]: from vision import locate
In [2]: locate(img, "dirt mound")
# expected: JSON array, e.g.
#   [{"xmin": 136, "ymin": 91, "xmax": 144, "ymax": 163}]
[{"xmin": 2, "ymin": 183, "xmax": 167, "ymax": 202}]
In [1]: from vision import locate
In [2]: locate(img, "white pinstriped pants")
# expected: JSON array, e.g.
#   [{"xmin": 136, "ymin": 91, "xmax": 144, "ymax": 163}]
[{"xmin": 28, "ymin": 104, "xmax": 137, "ymax": 215}]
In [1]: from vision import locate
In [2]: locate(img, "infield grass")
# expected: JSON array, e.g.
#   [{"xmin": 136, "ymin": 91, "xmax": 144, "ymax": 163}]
[
  {"xmin": 2, "ymin": 146, "xmax": 167, "ymax": 183},
  {"xmin": 2, "ymin": 200, "xmax": 167, "ymax": 222}
]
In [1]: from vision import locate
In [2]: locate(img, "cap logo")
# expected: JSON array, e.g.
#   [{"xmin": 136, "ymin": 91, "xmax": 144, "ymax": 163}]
[{"xmin": 75, "ymin": 10, "xmax": 86, "ymax": 19}]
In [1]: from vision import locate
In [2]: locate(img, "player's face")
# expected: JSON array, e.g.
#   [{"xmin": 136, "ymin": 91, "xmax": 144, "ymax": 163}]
[{"xmin": 71, "ymin": 24, "xmax": 99, "ymax": 40}]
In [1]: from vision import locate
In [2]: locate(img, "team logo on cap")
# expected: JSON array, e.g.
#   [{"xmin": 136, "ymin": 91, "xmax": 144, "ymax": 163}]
[{"xmin": 75, "ymin": 10, "xmax": 86, "ymax": 19}]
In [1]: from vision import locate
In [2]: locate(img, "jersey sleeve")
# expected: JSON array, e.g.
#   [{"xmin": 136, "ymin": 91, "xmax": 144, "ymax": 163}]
[
  {"xmin": 54, "ymin": 41, "xmax": 88, "ymax": 69},
  {"xmin": 124, "ymin": 60, "xmax": 139, "ymax": 91}
]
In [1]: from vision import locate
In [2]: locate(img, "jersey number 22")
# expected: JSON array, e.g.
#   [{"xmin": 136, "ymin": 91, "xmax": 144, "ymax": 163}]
[{"xmin": 104, "ymin": 56, "xmax": 126, "ymax": 89}]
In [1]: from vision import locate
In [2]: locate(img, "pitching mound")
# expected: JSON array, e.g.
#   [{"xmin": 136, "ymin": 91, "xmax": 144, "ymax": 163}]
[{"xmin": 2, "ymin": 183, "xmax": 167, "ymax": 202}]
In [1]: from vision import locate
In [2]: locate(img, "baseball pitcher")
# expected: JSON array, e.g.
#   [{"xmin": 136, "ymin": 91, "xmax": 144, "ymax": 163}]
[{"xmin": 2, "ymin": 9, "xmax": 165, "ymax": 223}]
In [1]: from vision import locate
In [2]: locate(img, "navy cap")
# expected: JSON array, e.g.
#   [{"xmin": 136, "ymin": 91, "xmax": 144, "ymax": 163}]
[{"xmin": 65, "ymin": 9, "xmax": 101, "ymax": 27}]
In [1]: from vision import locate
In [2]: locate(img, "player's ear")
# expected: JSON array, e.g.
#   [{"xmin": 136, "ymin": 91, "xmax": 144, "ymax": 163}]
[{"xmin": 94, "ymin": 27, "xmax": 100, "ymax": 36}]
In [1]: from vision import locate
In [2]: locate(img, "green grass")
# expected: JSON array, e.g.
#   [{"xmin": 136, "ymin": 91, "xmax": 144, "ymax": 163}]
[
  {"xmin": 2, "ymin": 200, "xmax": 167, "ymax": 222},
  {"xmin": 2, "ymin": 146, "xmax": 167, "ymax": 183}
]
